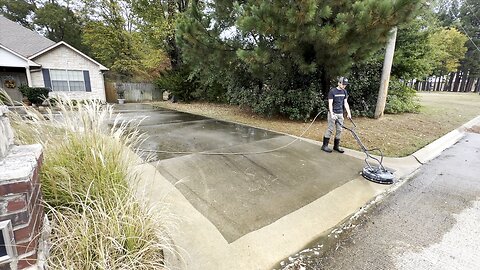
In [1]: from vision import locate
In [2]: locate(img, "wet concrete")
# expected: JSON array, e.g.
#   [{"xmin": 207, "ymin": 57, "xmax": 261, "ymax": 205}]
[
  {"xmin": 113, "ymin": 103, "xmax": 159, "ymax": 112},
  {"xmin": 139, "ymin": 119, "xmax": 280, "ymax": 160},
  {"xmin": 118, "ymin": 103, "xmax": 474, "ymax": 269},
  {"xmin": 155, "ymin": 135, "xmax": 364, "ymax": 242},
  {"xmin": 113, "ymin": 104, "xmax": 366, "ymax": 242},
  {"xmin": 297, "ymin": 132, "xmax": 480, "ymax": 269},
  {"xmin": 116, "ymin": 110, "xmax": 208, "ymax": 127}
]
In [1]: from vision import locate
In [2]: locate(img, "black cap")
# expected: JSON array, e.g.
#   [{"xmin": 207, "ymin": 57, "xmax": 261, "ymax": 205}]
[{"xmin": 338, "ymin": 77, "xmax": 349, "ymax": 85}]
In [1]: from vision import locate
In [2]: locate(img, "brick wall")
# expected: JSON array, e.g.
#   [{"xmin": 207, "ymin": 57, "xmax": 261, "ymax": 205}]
[{"xmin": 1, "ymin": 108, "xmax": 44, "ymax": 270}]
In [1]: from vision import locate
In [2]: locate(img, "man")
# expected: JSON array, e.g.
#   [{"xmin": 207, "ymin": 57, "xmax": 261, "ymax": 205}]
[{"xmin": 321, "ymin": 77, "xmax": 352, "ymax": 153}]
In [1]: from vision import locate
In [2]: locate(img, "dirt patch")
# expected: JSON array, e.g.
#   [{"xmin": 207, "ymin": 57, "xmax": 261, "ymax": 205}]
[{"xmin": 152, "ymin": 92, "xmax": 480, "ymax": 157}]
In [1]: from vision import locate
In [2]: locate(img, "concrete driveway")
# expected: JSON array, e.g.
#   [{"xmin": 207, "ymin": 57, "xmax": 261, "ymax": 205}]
[{"xmin": 113, "ymin": 103, "xmax": 480, "ymax": 270}]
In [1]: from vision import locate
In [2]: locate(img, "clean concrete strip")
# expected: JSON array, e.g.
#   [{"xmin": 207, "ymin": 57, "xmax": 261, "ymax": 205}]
[{"xmin": 132, "ymin": 160, "xmax": 389, "ymax": 270}]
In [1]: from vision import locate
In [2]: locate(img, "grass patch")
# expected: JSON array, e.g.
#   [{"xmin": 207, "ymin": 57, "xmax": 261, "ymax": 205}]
[
  {"xmin": 152, "ymin": 92, "xmax": 480, "ymax": 157},
  {"xmin": 7, "ymin": 96, "xmax": 173, "ymax": 269}
]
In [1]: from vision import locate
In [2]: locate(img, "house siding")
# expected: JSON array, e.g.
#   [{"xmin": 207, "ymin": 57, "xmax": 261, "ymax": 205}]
[{"xmin": 30, "ymin": 45, "xmax": 106, "ymax": 101}]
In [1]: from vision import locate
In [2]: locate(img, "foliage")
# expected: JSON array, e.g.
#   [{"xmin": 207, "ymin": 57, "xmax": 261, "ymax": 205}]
[
  {"xmin": 177, "ymin": 0, "xmax": 423, "ymax": 119},
  {"xmin": 18, "ymin": 85, "xmax": 50, "ymax": 105},
  {"xmin": 9, "ymin": 97, "xmax": 174, "ymax": 269},
  {"xmin": 0, "ymin": 0, "xmax": 35, "ymax": 28},
  {"xmin": 348, "ymin": 52, "xmax": 420, "ymax": 117},
  {"xmin": 385, "ymin": 80, "xmax": 420, "ymax": 114},
  {"xmin": 33, "ymin": 1, "xmax": 87, "ymax": 53},
  {"xmin": 226, "ymin": 72, "xmax": 326, "ymax": 120},
  {"xmin": 393, "ymin": 10, "xmax": 438, "ymax": 80},
  {"xmin": 46, "ymin": 194, "xmax": 170, "ymax": 269},
  {"xmin": 347, "ymin": 55, "xmax": 384, "ymax": 117},
  {"xmin": 429, "ymin": 28, "xmax": 468, "ymax": 75},
  {"xmin": 155, "ymin": 65, "xmax": 199, "ymax": 102},
  {"xmin": 132, "ymin": 0, "xmax": 190, "ymax": 68},
  {"xmin": 457, "ymin": 0, "xmax": 480, "ymax": 77},
  {"xmin": 436, "ymin": 0, "xmax": 480, "ymax": 77}
]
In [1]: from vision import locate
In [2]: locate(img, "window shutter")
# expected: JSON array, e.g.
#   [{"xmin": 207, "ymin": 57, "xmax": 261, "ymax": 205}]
[
  {"xmin": 42, "ymin": 69, "xmax": 52, "ymax": 89},
  {"xmin": 83, "ymin": 70, "xmax": 91, "ymax": 92}
]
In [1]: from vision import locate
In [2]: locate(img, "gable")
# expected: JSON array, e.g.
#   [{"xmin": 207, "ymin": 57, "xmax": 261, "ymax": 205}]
[
  {"xmin": 0, "ymin": 47, "xmax": 29, "ymax": 68},
  {"xmin": 30, "ymin": 42, "xmax": 108, "ymax": 71},
  {"xmin": 30, "ymin": 44, "xmax": 106, "ymax": 71}
]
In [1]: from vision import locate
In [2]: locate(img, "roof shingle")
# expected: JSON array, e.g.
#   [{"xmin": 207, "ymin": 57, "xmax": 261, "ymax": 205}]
[{"xmin": 0, "ymin": 15, "xmax": 55, "ymax": 57}]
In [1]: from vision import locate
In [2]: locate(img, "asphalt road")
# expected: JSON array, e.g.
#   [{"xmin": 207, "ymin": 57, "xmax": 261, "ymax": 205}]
[{"xmin": 293, "ymin": 131, "xmax": 480, "ymax": 270}]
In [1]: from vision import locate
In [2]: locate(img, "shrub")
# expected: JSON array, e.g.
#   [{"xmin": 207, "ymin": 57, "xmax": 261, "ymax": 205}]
[
  {"xmin": 225, "ymin": 61, "xmax": 326, "ymax": 120},
  {"xmin": 347, "ymin": 56, "xmax": 384, "ymax": 117},
  {"xmin": 18, "ymin": 85, "xmax": 50, "ymax": 105},
  {"xmin": 155, "ymin": 65, "xmax": 199, "ymax": 102},
  {"xmin": 385, "ymin": 80, "xmax": 420, "ymax": 114}
]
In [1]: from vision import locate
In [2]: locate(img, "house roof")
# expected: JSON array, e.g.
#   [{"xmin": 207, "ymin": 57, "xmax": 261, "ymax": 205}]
[
  {"xmin": 0, "ymin": 15, "xmax": 108, "ymax": 71},
  {"xmin": 0, "ymin": 15, "xmax": 55, "ymax": 57}
]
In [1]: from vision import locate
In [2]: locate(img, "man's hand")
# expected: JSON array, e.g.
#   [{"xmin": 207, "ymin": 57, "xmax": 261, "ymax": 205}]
[
  {"xmin": 331, "ymin": 114, "xmax": 338, "ymax": 120},
  {"xmin": 347, "ymin": 112, "xmax": 352, "ymax": 120}
]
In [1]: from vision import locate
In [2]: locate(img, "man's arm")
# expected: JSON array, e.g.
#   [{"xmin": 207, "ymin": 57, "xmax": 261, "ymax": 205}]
[
  {"xmin": 344, "ymin": 98, "xmax": 352, "ymax": 119},
  {"xmin": 328, "ymin": 99, "xmax": 337, "ymax": 119}
]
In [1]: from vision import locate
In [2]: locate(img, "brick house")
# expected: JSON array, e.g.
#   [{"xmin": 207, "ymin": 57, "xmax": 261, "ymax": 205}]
[{"xmin": 0, "ymin": 15, "xmax": 108, "ymax": 103}]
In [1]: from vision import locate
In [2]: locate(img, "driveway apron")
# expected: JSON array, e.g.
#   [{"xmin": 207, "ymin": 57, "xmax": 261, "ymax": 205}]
[{"xmin": 113, "ymin": 103, "xmax": 395, "ymax": 269}]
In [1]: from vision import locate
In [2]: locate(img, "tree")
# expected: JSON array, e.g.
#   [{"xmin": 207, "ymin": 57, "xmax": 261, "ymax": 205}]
[
  {"xmin": 436, "ymin": 0, "xmax": 480, "ymax": 91},
  {"xmin": 79, "ymin": 0, "xmax": 170, "ymax": 81},
  {"xmin": 132, "ymin": 0, "xmax": 189, "ymax": 68},
  {"xmin": 177, "ymin": 0, "xmax": 423, "ymax": 119},
  {"xmin": 34, "ymin": 1, "xmax": 86, "ymax": 52},
  {"xmin": 429, "ymin": 28, "xmax": 468, "ymax": 75},
  {"xmin": 0, "ymin": 0, "xmax": 36, "ymax": 28},
  {"xmin": 392, "ymin": 9, "xmax": 439, "ymax": 81}
]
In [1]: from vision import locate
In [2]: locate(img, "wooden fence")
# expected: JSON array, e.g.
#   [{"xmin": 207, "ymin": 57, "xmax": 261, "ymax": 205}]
[{"xmin": 105, "ymin": 82, "xmax": 162, "ymax": 103}]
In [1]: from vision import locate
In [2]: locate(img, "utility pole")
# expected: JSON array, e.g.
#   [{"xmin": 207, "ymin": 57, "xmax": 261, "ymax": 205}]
[{"xmin": 374, "ymin": 27, "xmax": 398, "ymax": 119}]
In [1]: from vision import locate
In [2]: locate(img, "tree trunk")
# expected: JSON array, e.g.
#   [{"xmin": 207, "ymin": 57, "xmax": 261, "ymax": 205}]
[
  {"xmin": 465, "ymin": 77, "xmax": 474, "ymax": 92},
  {"xmin": 475, "ymin": 78, "xmax": 480, "ymax": 93},
  {"xmin": 320, "ymin": 68, "xmax": 330, "ymax": 99},
  {"xmin": 435, "ymin": 76, "xmax": 441, "ymax": 91},
  {"xmin": 460, "ymin": 71, "xmax": 469, "ymax": 92},
  {"xmin": 453, "ymin": 71, "xmax": 462, "ymax": 92},
  {"xmin": 444, "ymin": 72, "xmax": 455, "ymax": 91},
  {"xmin": 375, "ymin": 27, "xmax": 397, "ymax": 119},
  {"xmin": 422, "ymin": 78, "xmax": 428, "ymax": 91}
]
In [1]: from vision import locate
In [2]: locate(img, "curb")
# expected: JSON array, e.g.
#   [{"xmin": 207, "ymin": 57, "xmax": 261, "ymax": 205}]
[{"xmin": 412, "ymin": 115, "xmax": 480, "ymax": 164}]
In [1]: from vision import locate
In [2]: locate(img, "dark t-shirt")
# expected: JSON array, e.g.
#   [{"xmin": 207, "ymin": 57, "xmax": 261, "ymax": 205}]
[{"xmin": 328, "ymin": 87, "xmax": 348, "ymax": 114}]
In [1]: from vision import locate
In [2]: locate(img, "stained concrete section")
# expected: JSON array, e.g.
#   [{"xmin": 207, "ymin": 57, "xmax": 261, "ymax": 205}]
[
  {"xmin": 115, "ymin": 110, "xmax": 208, "ymax": 127},
  {"xmin": 154, "ymin": 135, "xmax": 364, "ymax": 242},
  {"xmin": 113, "ymin": 103, "xmax": 160, "ymax": 112},
  {"xmin": 139, "ymin": 119, "xmax": 281, "ymax": 161}
]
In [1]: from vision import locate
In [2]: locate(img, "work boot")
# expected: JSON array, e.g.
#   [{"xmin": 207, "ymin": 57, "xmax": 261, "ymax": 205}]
[
  {"xmin": 321, "ymin": 137, "xmax": 332, "ymax": 153},
  {"xmin": 333, "ymin": 138, "xmax": 344, "ymax": 153}
]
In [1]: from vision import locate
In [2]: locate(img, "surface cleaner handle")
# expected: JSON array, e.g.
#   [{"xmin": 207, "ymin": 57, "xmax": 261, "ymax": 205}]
[{"xmin": 348, "ymin": 117, "xmax": 356, "ymax": 128}]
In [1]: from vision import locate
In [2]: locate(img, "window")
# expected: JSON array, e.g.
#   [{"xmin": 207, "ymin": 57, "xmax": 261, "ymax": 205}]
[
  {"xmin": 49, "ymin": 69, "xmax": 86, "ymax": 91},
  {"xmin": 0, "ymin": 220, "xmax": 16, "ymax": 264}
]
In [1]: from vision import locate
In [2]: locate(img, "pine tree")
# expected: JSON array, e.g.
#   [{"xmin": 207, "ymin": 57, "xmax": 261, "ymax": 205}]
[{"xmin": 177, "ymin": 0, "xmax": 423, "ymax": 118}]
